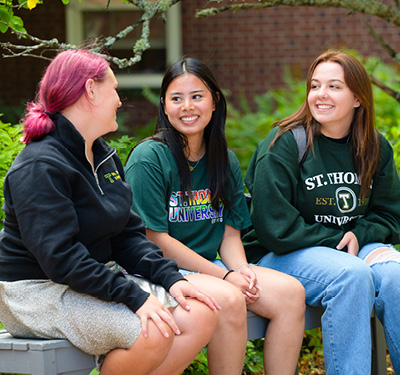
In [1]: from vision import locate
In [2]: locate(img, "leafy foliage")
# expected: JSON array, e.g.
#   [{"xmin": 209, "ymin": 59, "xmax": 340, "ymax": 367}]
[
  {"xmin": 0, "ymin": 117, "xmax": 23, "ymax": 229},
  {"xmin": 182, "ymin": 348, "xmax": 209, "ymax": 374},
  {"xmin": 182, "ymin": 340, "xmax": 265, "ymax": 375},
  {"xmin": 0, "ymin": 0, "xmax": 180, "ymax": 68},
  {"xmin": 225, "ymin": 65, "xmax": 306, "ymax": 177},
  {"xmin": 107, "ymin": 135, "xmax": 137, "ymax": 165},
  {"xmin": 361, "ymin": 54, "xmax": 400, "ymax": 168},
  {"xmin": 0, "ymin": 0, "xmax": 70, "ymax": 34}
]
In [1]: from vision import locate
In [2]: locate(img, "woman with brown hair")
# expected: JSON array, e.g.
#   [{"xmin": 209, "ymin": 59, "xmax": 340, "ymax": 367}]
[{"xmin": 244, "ymin": 50, "xmax": 400, "ymax": 374}]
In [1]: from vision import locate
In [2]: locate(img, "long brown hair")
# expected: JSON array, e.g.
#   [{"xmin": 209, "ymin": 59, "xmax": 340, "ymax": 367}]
[{"xmin": 271, "ymin": 50, "xmax": 379, "ymax": 198}]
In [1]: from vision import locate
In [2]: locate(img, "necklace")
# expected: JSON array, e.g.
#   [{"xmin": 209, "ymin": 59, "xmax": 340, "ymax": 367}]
[
  {"xmin": 187, "ymin": 148, "xmax": 205, "ymax": 172},
  {"xmin": 187, "ymin": 143, "xmax": 206, "ymax": 172},
  {"xmin": 188, "ymin": 159, "xmax": 201, "ymax": 172}
]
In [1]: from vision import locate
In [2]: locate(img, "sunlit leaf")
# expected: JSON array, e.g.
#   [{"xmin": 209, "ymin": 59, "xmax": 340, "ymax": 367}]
[{"xmin": 27, "ymin": 0, "xmax": 38, "ymax": 10}]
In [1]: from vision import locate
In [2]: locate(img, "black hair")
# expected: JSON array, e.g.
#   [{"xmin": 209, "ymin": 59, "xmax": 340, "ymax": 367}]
[{"xmin": 154, "ymin": 57, "xmax": 231, "ymax": 211}]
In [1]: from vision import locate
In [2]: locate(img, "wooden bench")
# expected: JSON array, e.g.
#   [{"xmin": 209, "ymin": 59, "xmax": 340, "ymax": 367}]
[{"xmin": 0, "ymin": 307, "xmax": 387, "ymax": 375}]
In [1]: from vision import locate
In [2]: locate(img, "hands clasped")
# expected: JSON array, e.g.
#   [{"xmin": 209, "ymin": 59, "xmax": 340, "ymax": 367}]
[{"xmin": 224, "ymin": 265, "xmax": 261, "ymax": 305}]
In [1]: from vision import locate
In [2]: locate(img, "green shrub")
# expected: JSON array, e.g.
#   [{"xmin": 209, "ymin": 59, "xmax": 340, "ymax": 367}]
[
  {"xmin": 182, "ymin": 340, "xmax": 265, "ymax": 375},
  {"xmin": 0, "ymin": 118, "xmax": 24, "ymax": 229},
  {"xmin": 225, "ymin": 66, "xmax": 306, "ymax": 177},
  {"xmin": 107, "ymin": 134, "xmax": 137, "ymax": 165}
]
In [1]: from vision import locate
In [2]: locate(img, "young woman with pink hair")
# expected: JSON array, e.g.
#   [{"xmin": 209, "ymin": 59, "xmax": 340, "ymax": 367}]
[{"xmin": 0, "ymin": 49, "xmax": 219, "ymax": 375}]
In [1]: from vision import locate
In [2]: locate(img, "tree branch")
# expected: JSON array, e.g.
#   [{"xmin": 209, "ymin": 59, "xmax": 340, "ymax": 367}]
[
  {"xmin": 0, "ymin": 0, "xmax": 182, "ymax": 68},
  {"xmin": 197, "ymin": 0, "xmax": 400, "ymax": 28},
  {"xmin": 0, "ymin": 25, "xmax": 73, "ymax": 60},
  {"xmin": 370, "ymin": 74, "xmax": 400, "ymax": 104},
  {"xmin": 365, "ymin": 21, "xmax": 400, "ymax": 66}
]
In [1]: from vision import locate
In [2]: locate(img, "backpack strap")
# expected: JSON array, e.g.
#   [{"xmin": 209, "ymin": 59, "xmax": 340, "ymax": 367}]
[{"xmin": 290, "ymin": 125, "xmax": 308, "ymax": 167}]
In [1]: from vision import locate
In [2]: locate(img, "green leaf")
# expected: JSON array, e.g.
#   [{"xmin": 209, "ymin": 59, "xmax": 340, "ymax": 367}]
[
  {"xmin": 0, "ymin": 6, "xmax": 11, "ymax": 23},
  {"xmin": 9, "ymin": 15, "xmax": 26, "ymax": 33},
  {"xmin": 0, "ymin": 22, "xmax": 8, "ymax": 33}
]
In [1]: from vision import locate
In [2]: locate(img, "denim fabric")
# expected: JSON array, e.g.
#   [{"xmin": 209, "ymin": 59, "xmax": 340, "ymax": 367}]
[
  {"xmin": 257, "ymin": 242, "xmax": 400, "ymax": 375},
  {"xmin": 358, "ymin": 243, "xmax": 400, "ymax": 373},
  {"xmin": 179, "ymin": 259, "xmax": 229, "ymax": 277}
]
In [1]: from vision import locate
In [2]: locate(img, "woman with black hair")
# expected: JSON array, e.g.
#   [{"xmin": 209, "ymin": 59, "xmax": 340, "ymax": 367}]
[{"xmin": 125, "ymin": 57, "xmax": 306, "ymax": 375}]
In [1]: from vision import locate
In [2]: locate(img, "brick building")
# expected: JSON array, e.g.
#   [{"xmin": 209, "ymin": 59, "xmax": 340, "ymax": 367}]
[{"xmin": 1, "ymin": 0, "xmax": 399, "ymax": 129}]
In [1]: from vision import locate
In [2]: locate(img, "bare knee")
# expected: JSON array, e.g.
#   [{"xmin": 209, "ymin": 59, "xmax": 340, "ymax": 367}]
[
  {"xmin": 269, "ymin": 276, "xmax": 305, "ymax": 318},
  {"xmin": 174, "ymin": 299, "xmax": 218, "ymax": 339},
  {"xmin": 218, "ymin": 283, "xmax": 247, "ymax": 326},
  {"xmin": 135, "ymin": 322, "xmax": 175, "ymax": 356},
  {"xmin": 289, "ymin": 278, "xmax": 306, "ymax": 308},
  {"xmin": 101, "ymin": 324, "xmax": 174, "ymax": 375},
  {"xmin": 184, "ymin": 273, "xmax": 246, "ymax": 327}
]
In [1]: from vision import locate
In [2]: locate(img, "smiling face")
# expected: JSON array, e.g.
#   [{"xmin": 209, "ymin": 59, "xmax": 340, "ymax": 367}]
[
  {"xmin": 307, "ymin": 61, "xmax": 360, "ymax": 138},
  {"xmin": 163, "ymin": 73, "xmax": 215, "ymax": 142}
]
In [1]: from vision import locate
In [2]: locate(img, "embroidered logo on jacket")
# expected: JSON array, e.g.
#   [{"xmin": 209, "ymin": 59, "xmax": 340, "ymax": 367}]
[{"xmin": 104, "ymin": 171, "xmax": 121, "ymax": 183}]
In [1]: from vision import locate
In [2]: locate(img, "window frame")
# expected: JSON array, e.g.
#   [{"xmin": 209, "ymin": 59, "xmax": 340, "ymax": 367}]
[{"xmin": 65, "ymin": 0, "xmax": 182, "ymax": 88}]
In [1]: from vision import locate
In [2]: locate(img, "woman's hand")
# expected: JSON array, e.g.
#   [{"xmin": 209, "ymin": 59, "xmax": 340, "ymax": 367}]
[
  {"xmin": 136, "ymin": 294, "xmax": 180, "ymax": 338},
  {"xmin": 225, "ymin": 266, "xmax": 260, "ymax": 305},
  {"xmin": 336, "ymin": 231, "xmax": 359, "ymax": 256},
  {"xmin": 169, "ymin": 280, "xmax": 221, "ymax": 312}
]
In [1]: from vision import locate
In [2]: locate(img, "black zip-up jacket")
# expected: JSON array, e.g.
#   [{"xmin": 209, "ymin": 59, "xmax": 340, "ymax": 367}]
[{"xmin": 0, "ymin": 113, "xmax": 184, "ymax": 312}]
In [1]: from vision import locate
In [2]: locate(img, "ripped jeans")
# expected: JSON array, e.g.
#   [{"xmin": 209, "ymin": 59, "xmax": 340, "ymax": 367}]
[
  {"xmin": 257, "ymin": 242, "xmax": 400, "ymax": 375},
  {"xmin": 358, "ymin": 243, "xmax": 400, "ymax": 374}
]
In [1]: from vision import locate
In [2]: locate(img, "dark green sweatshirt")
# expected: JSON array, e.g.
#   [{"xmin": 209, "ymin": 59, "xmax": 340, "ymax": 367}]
[{"xmin": 243, "ymin": 126, "xmax": 400, "ymax": 263}]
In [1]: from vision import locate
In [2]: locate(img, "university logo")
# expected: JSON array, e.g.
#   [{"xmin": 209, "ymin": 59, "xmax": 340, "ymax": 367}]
[
  {"xmin": 335, "ymin": 187, "xmax": 357, "ymax": 213},
  {"xmin": 103, "ymin": 171, "xmax": 121, "ymax": 183}
]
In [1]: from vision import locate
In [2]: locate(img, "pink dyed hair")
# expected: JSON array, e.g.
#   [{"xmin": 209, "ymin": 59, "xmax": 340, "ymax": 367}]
[{"xmin": 22, "ymin": 49, "xmax": 109, "ymax": 144}]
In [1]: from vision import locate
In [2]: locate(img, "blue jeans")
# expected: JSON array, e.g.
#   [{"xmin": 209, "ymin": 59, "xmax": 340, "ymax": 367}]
[
  {"xmin": 179, "ymin": 259, "xmax": 229, "ymax": 277},
  {"xmin": 257, "ymin": 242, "xmax": 400, "ymax": 375}
]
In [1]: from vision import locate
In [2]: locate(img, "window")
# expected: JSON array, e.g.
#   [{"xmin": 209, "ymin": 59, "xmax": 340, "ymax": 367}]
[{"xmin": 66, "ymin": 0, "xmax": 182, "ymax": 88}]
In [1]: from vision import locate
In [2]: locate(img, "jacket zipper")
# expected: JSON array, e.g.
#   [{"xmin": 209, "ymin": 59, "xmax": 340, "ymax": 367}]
[{"xmin": 93, "ymin": 149, "xmax": 117, "ymax": 195}]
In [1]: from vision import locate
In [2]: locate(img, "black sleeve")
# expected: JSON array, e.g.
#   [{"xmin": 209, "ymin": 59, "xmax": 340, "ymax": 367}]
[{"xmin": 5, "ymin": 160, "xmax": 181, "ymax": 312}]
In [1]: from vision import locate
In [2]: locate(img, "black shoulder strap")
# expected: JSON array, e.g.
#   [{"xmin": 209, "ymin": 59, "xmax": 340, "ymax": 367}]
[{"xmin": 290, "ymin": 125, "xmax": 308, "ymax": 167}]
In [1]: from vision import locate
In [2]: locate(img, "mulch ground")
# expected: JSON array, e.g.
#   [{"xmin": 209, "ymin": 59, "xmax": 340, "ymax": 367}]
[{"xmin": 297, "ymin": 350, "xmax": 394, "ymax": 374}]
